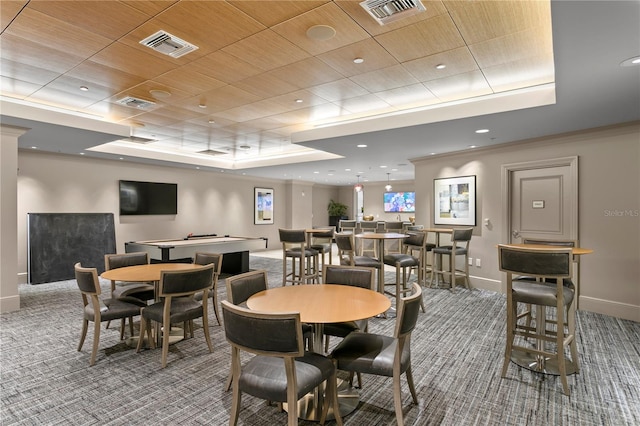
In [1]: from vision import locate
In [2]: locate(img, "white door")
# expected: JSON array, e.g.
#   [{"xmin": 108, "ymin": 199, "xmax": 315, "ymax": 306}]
[{"xmin": 503, "ymin": 157, "xmax": 578, "ymax": 244}]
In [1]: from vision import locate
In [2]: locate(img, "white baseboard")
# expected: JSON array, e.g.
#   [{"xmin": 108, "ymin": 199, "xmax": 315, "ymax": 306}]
[
  {"xmin": 0, "ymin": 294, "xmax": 20, "ymax": 313},
  {"xmin": 17, "ymin": 272, "xmax": 28, "ymax": 284},
  {"xmin": 469, "ymin": 276, "xmax": 503, "ymax": 293},
  {"xmin": 580, "ymin": 296, "xmax": 640, "ymax": 322}
]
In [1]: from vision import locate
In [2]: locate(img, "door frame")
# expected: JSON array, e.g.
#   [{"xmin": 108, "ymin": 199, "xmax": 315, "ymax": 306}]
[{"xmin": 501, "ymin": 156, "xmax": 579, "ymax": 244}]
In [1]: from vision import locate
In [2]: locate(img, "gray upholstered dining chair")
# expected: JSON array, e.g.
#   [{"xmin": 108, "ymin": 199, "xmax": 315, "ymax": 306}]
[
  {"xmin": 74, "ymin": 262, "xmax": 146, "ymax": 366},
  {"xmin": 279, "ymin": 228, "xmax": 319, "ymax": 285},
  {"xmin": 322, "ymin": 265, "xmax": 375, "ymax": 354},
  {"xmin": 136, "ymin": 264, "xmax": 215, "ymax": 368},
  {"xmin": 224, "ymin": 269, "xmax": 314, "ymax": 391},
  {"xmin": 498, "ymin": 244, "xmax": 578, "ymax": 395},
  {"xmin": 192, "ymin": 252, "xmax": 223, "ymax": 326},
  {"xmin": 222, "ymin": 300, "xmax": 343, "ymax": 426},
  {"xmin": 431, "ymin": 227, "xmax": 473, "ymax": 291},
  {"xmin": 104, "ymin": 252, "xmax": 155, "ymax": 302},
  {"xmin": 330, "ymin": 283, "xmax": 423, "ymax": 426}
]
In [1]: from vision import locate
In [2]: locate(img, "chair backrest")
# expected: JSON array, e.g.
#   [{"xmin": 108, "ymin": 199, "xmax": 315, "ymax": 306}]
[
  {"xmin": 279, "ymin": 228, "xmax": 306, "ymax": 244},
  {"xmin": 74, "ymin": 262, "xmax": 100, "ymax": 296},
  {"xmin": 384, "ymin": 221, "xmax": 404, "ymax": 232},
  {"xmin": 104, "ymin": 252, "xmax": 149, "ymax": 271},
  {"xmin": 194, "ymin": 252, "xmax": 223, "ymax": 280},
  {"xmin": 334, "ymin": 233, "xmax": 355, "ymax": 253},
  {"xmin": 322, "ymin": 265, "xmax": 375, "ymax": 290},
  {"xmin": 403, "ymin": 231, "xmax": 425, "ymax": 248},
  {"xmin": 359, "ymin": 221, "xmax": 378, "ymax": 232},
  {"xmin": 158, "ymin": 264, "xmax": 215, "ymax": 297},
  {"xmin": 452, "ymin": 228, "xmax": 473, "ymax": 242},
  {"xmin": 339, "ymin": 220, "xmax": 356, "ymax": 233},
  {"xmin": 222, "ymin": 300, "xmax": 304, "ymax": 356},
  {"xmin": 310, "ymin": 227, "xmax": 334, "ymax": 239},
  {"xmin": 395, "ymin": 283, "xmax": 423, "ymax": 338},
  {"xmin": 498, "ymin": 245, "xmax": 572, "ymax": 278},
  {"xmin": 225, "ymin": 270, "xmax": 268, "ymax": 306},
  {"xmin": 522, "ymin": 238, "xmax": 577, "ymax": 248}
]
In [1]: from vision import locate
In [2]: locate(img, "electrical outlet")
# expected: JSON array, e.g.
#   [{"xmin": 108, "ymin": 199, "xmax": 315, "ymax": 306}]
[
  {"xmin": 476, "ymin": 258, "xmax": 482, "ymax": 267},
  {"xmin": 468, "ymin": 257, "xmax": 473, "ymax": 266}
]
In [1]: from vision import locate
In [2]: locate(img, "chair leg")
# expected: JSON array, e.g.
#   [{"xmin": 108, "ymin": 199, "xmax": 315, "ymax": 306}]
[
  {"xmin": 224, "ymin": 371, "xmax": 233, "ymax": 392},
  {"xmin": 202, "ymin": 316, "xmax": 214, "ymax": 353},
  {"xmin": 90, "ymin": 320, "xmax": 100, "ymax": 366},
  {"xmin": 321, "ymin": 368, "xmax": 343, "ymax": 426},
  {"xmin": 161, "ymin": 320, "xmax": 171, "ymax": 368},
  {"xmin": 392, "ymin": 370, "xmax": 405, "ymax": 426},
  {"xmin": 128, "ymin": 316, "xmax": 134, "ymax": 338},
  {"xmin": 502, "ymin": 300, "xmax": 516, "ymax": 377},
  {"xmin": 229, "ymin": 377, "xmax": 241, "ymax": 426},
  {"xmin": 212, "ymin": 291, "xmax": 221, "ymax": 326},
  {"xmin": 568, "ymin": 301, "xmax": 580, "ymax": 372},
  {"xmin": 78, "ymin": 319, "xmax": 88, "ymax": 351},
  {"xmin": 405, "ymin": 365, "xmax": 418, "ymax": 404},
  {"xmin": 118, "ymin": 318, "xmax": 126, "ymax": 340},
  {"xmin": 136, "ymin": 316, "xmax": 147, "ymax": 352}
]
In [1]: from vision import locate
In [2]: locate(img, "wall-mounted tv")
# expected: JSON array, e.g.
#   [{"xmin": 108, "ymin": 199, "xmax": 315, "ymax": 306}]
[
  {"xmin": 383, "ymin": 191, "xmax": 416, "ymax": 213},
  {"xmin": 119, "ymin": 180, "xmax": 177, "ymax": 215}
]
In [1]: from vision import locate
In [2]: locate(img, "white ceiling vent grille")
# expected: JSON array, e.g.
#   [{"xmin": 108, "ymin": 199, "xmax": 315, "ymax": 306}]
[
  {"xmin": 198, "ymin": 149, "xmax": 227, "ymax": 157},
  {"xmin": 360, "ymin": 0, "xmax": 426, "ymax": 25},
  {"xmin": 140, "ymin": 30, "xmax": 198, "ymax": 58},
  {"xmin": 116, "ymin": 96, "xmax": 156, "ymax": 109},
  {"xmin": 121, "ymin": 136, "xmax": 155, "ymax": 144}
]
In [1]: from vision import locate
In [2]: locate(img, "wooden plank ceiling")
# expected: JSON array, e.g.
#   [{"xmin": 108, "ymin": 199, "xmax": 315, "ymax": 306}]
[{"xmin": 0, "ymin": 0, "xmax": 553, "ymax": 162}]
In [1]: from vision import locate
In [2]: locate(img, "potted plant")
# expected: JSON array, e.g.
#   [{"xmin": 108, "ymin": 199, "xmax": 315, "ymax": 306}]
[{"xmin": 328, "ymin": 199, "xmax": 348, "ymax": 229}]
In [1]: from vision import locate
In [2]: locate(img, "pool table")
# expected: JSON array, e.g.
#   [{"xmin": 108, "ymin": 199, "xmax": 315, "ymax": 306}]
[{"xmin": 125, "ymin": 235, "xmax": 267, "ymax": 274}]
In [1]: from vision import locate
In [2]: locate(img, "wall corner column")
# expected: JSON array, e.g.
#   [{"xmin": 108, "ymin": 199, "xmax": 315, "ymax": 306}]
[{"xmin": 1, "ymin": 125, "xmax": 27, "ymax": 313}]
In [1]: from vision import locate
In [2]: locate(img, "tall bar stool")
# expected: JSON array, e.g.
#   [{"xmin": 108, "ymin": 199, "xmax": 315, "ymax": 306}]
[
  {"xmin": 279, "ymin": 229, "xmax": 319, "ymax": 286},
  {"xmin": 498, "ymin": 244, "xmax": 578, "ymax": 395},
  {"xmin": 358, "ymin": 220, "xmax": 378, "ymax": 257},
  {"xmin": 334, "ymin": 233, "xmax": 381, "ymax": 293},
  {"xmin": 431, "ymin": 227, "xmax": 473, "ymax": 292},
  {"xmin": 382, "ymin": 221, "xmax": 404, "ymax": 254},
  {"xmin": 383, "ymin": 230, "xmax": 429, "ymax": 312},
  {"xmin": 309, "ymin": 227, "xmax": 334, "ymax": 271}
]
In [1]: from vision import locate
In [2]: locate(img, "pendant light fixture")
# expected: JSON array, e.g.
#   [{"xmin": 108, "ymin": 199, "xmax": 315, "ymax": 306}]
[
  {"xmin": 385, "ymin": 173, "xmax": 392, "ymax": 191},
  {"xmin": 354, "ymin": 175, "xmax": 363, "ymax": 192}
]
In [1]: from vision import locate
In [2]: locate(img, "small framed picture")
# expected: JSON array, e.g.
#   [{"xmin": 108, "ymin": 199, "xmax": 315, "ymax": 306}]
[
  {"xmin": 434, "ymin": 175, "xmax": 476, "ymax": 226},
  {"xmin": 254, "ymin": 187, "xmax": 274, "ymax": 225}
]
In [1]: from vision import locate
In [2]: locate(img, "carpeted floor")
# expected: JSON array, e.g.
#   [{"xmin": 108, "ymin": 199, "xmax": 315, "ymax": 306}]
[{"xmin": 1, "ymin": 254, "xmax": 639, "ymax": 425}]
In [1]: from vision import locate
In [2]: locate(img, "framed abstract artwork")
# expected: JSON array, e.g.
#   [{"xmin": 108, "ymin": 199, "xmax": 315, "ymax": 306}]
[
  {"xmin": 434, "ymin": 175, "xmax": 476, "ymax": 226},
  {"xmin": 254, "ymin": 187, "xmax": 274, "ymax": 225}
]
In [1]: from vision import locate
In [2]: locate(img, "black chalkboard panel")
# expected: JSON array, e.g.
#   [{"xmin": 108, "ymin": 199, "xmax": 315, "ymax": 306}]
[{"xmin": 27, "ymin": 213, "xmax": 116, "ymax": 284}]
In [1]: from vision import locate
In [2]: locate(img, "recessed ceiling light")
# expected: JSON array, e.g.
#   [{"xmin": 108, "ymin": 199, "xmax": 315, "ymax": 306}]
[
  {"xmin": 198, "ymin": 103, "xmax": 206, "ymax": 109},
  {"xmin": 208, "ymin": 119, "xmax": 215, "ymax": 124},
  {"xmin": 353, "ymin": 57, "xmax": 364, "ymax": 64},
  {"xmin": 475, "ymin": 129, "xmax": 490, "ymax": 134},
  {"xmin": 313, "ymin": 171, "xmax": 320, "ymax": 174},
  {"xmin": 31, "ymin": 146, "xmax": 37, "ymax": 149},
  {"xmin": 79, "ymin": 152, "xmax": 85, "ymax": 155},
  {"xmin": 345, "ymin": 168, "xmax": 351, "ymax": 171},
  {"xmin": 306, "ymin": 25, "xmax": 336, "ymax": 41},
  {"xmin": 149, "ymin": 89, "xmax": 171, "ymax": 99},
  {"xmin": 357, "ymin": 144, "xmax": 367, "ymax": 148},
  {"xmin": 468, "ymin": 145, "xmax": 478, "ymax": 148},
  {"xmin": 435, "ymin": 64, "xmax": 446, "ymax": 70},
  {"xmin": 380, "ymin": 165, "xmax": 387, "ymax": 168},
  {"xmin": 620, "ymin": 55, "xmax": 640, "ymax": 67},
  {"xmin": 79, "ymin": 86, "xmax": 89, "ymax": 91},
  {"xmin": 295, "ymin": 99, "xmax": 303, "ymax": 103}
]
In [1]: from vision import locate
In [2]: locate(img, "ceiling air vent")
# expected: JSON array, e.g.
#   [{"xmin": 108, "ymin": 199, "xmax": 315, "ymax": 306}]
[
  {"xmin": 198, "ymin": 149, "xmax": 227, "ymax": 156},
  {"xmin": 116, "ymin": 96, "xmax": 156, "ymax": 109},
  {"xmin": 360, "ymin": 0, "xmax": 426, "ymax": 25},
  {"xmin": 121, "ymin": 136, "xmax": 155, "ymax": 144},
  {"xmin": 140, "ymin": 30, "xmax": 198, "ymax": 59}
]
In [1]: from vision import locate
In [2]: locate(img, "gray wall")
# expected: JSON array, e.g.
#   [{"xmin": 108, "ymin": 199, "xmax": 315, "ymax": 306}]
[{"xmin": 8, "ymin": 122, "xmax": 640, "ymax": 321}]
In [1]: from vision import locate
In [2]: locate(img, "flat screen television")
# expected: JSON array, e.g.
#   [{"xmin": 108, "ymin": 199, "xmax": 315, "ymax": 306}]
[
  {"xmin": 119, "ymin": 180, "xmax": 177, "ymax": 215},
  {"xmin": 383, "ymin": 191, "xmax": 416, "ymax": 213}
]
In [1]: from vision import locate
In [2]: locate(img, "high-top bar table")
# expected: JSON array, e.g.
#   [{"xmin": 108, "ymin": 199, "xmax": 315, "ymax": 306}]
[{"xmin": 353, "ymin": 232, "xmax": 407, "ymax": 293}]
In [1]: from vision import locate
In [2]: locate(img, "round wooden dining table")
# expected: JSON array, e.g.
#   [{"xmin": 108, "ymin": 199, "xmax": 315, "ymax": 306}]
[{"xmin": 247, "ymin": 284, "xmax": 391, "ymax": 421}]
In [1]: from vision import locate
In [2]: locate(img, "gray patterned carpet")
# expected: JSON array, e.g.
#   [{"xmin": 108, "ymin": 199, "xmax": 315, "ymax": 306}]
[{"xmin": 1, "ymin": 254, "xmax": 639, "ymax": 425}]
